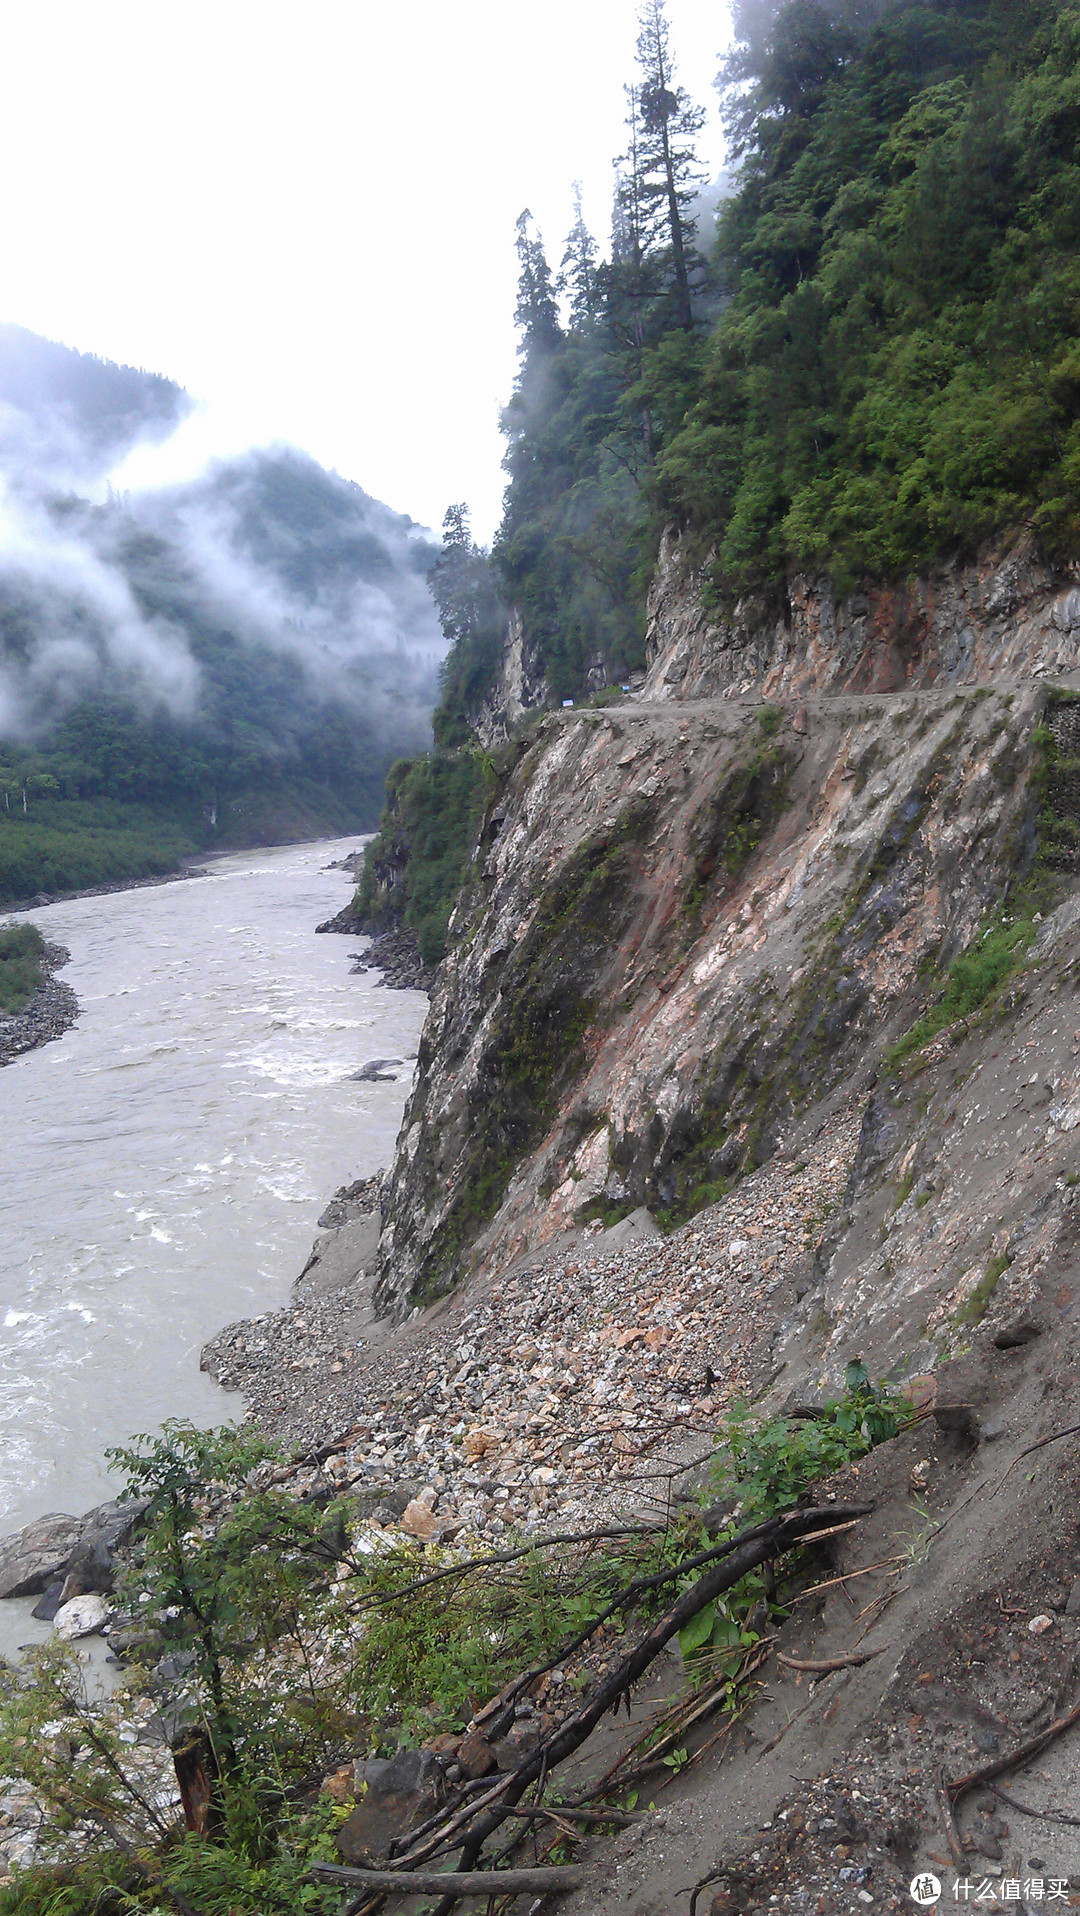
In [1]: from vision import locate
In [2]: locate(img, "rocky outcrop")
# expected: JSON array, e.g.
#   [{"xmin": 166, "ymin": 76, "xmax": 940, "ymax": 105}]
[
  {"xmin": 374, "ymin": 678, "xmax": 1044, "ymax": 1319},
  {"xmin": 642, "ymin": 527, "xmax": 1080, "ymax": 702},
  {"xmin": 315, "ymin": 918, "xmax": 434, "ymax": 992},
  {"xmin": 0, "ymin": 1497, "xmax": 148, "ymax": 1600},
  {"xmin": 475, "ymin": 609, "xmax": 550, "ymax": 745}
]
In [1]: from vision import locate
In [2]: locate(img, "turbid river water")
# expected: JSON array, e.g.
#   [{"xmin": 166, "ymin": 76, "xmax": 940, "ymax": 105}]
[{"xmin": 0, "ymin": 839, "xmax": 426, "ymax": 1647}]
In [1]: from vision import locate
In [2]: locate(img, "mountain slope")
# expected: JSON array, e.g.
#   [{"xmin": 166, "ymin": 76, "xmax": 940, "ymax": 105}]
[{"xmin": 0, "ymin": 333, "xmax": 443, "ymax": 903}]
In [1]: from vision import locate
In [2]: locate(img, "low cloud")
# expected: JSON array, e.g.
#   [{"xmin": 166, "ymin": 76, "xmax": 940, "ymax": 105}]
[
  {"xmin": 0, "ymin": 479, "xmax": 201, "ymax": 735},
  {"xmin": 0, "ymin": 328, "xmax": 444, "ymax": 747}
]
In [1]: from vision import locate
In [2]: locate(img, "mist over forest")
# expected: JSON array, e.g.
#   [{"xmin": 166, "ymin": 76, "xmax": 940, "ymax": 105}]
[{"xmin": 0, "ymin": 324, "xmax": 444, "ymax": 904}]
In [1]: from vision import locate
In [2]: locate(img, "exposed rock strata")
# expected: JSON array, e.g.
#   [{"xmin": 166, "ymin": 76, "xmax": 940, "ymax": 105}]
[
  {"xmin": 642, "ymin": 527, "xmax": 1080, "ymax": 701},
  {"xmin": 375, "ymin": 682, "xmax": 1043, "ymax": 1318},
  {"xmin": 476, "ymin": 607, "xmax": 550, "ymax": 743}
]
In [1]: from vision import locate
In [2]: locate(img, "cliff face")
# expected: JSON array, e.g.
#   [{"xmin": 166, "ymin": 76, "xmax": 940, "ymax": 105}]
[
  {"xmin": 375, "ymin": 647, "xmax": 1052, "ymax": 1329},
  {"xmin": 642, "ymin": 529, "xmax": 1080, "ymax": 701},
  {"xmin": 475, "ymin": 610, "xmax": 550, "ymax": 745}
]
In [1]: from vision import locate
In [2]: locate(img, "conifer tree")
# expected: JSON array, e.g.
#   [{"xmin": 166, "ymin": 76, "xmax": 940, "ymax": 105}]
[
  {"xmin": 610, "ymin": 88, "xmax": 655, "ymax": 355},
  {"xmin": 428, "ymin": 505, "xmax": 504, "ymax": 749},
  {"xmin": 559, "ymin": 183, "xmax": 601, "ymax": 329},
  {"xmin": 513, "ymin": 210, "xmax": 562, "ymax": 353},
  {"xmin": 625, "ymin": 0, "xmax": 706, "ymax": 331}
]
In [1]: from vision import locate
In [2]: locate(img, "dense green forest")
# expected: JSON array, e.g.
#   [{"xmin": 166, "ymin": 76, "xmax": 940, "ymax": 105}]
[
  {"xmin": 0, "ymin": 329, "xmax": 442, "ymax": 906},
  {"xmin": 658, "ymin": 0, "xmax": 1080, "ymax": 589},
  {"xmin": 358, "ymin": 0, "xmax": 1080, "ymax": 969}
]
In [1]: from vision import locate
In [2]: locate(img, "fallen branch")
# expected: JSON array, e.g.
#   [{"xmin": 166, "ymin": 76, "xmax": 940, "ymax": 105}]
[
  {"xmin": 946, "ymin": 1693, "xmax": 1080, "ymax": 1807},
  {"xmin": 854, "ymin": 1587, "xmax": 902, "ymax": 1644},
  {"xmin": 411, "ymin": 1503, "xmax": 873, "ymax": 1914},
  {"xmin": 342, "ymin": 1523, "xmax": 661, "ymax": 1613},
  {"xmin": 458, "ymin": 1513, "xmax": 829, "ymax": 1741},
  {"xmin": 776, "ymin": 1648, "xmax": 884, "ymax": 1674},
  {"xmin": 501, "ymin": 1803, "xmax": 645, "ymax": 1829},
  {"xmin": 789, "ymin": 1556, "xmax": 905, "ymax": 1604},
  {"xmin": 937, "ymin": 1770, "xmax": 966, "ymax": 1872},
  {"xmin": 993, "ymin": 1422, "xmax": 1080, "ymax": 1496},
  {"xmin": 986, "ymin": 1782, "xmax": 1080, "ymax": 1828},
  {"xmin": 310, "ymin": 1862, "xmax": 584, "ymax": 1896},
  {"xmin": 788, "ymin": 1519, "xmax": 864, "ymax": 1547}
]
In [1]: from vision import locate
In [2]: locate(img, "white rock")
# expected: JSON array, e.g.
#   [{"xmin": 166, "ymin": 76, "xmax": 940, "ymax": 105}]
[
  {"xmin": 53, "ymin": 1593, "xmax": 112, "ymax": 1639},
  {"xmin": 1028, "ymin": 1613, "xmax": 1054, "ymax": 1635},
  {"xmin": 727, "ymin": 1239, "xmax": 751, "ymax": 1261}
]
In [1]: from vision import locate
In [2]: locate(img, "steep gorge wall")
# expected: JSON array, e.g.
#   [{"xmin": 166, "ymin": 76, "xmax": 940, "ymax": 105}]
[
  {"xmin": 375, "ymin": 666, "xmax": 1047, "ymax": 1321},
  {"xmin": 643, "ymin": 529, "xmax": 1080, "ymax": 702}
]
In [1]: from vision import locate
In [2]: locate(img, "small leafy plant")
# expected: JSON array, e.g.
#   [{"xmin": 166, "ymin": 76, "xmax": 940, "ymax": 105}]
[
  {"xmin": 674, "ymin": 1364, "xmax": 908, "ymax": 1669},
  {"xmin": 711, "ymin": 1360, "xmax": 909, "ymax": 1529}
]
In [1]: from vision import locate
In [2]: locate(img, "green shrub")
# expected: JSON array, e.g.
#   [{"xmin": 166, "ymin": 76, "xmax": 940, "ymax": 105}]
[
  {"xmin": 0, "ymin": 919, "xmax": 46, "ymax": 1012},
  {"xmin": 355, "ymin": 747, "xmax": 490, "ymax": 966},
  {"xmin": 711, "ymin": 1361, "xmax": 910, "ymax": 1529}
]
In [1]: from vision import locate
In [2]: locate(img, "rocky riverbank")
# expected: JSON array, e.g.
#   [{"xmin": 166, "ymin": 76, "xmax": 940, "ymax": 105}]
[
  {"xmin": 0, "ymin": 942, "xmax": 78, "ymax": 1067},
  {"xmin": 315, "ymin": 847, "xmax": 435, "ymax": 990},
  {"xmin": 315, "ymin": 910, "xmax": 434, "ymax": 992}
]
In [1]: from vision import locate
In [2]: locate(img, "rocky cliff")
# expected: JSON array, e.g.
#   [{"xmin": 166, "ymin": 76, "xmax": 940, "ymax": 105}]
[
  {"xmin": 643, "ymin": 529, "xmax": 1080, "ymax": 701},
  {"xmin": 373, "ymin": 532, "xmax": 1080, "ymax": 1340}
]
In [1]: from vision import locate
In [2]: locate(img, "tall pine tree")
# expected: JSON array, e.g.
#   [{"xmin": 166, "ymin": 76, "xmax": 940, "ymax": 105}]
[
  {"xmin": 428, "ymin": 505, "xmax": 505, "ymax": 749},
  {"xmin": 513, "ymin": 210, "xmax": 562, "ymax": 351},
  {"xmin": 559, "ymin": 183, "xmax": 602, "ymax": 328},
  {"xmin": 626, "ymin": 0, "xmax": 706, "ymax": 332}
]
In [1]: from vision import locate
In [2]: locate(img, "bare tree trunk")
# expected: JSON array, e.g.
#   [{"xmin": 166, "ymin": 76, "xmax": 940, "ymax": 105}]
[{"xmin": 171, "ymin": 1728, "xmax": 223, "ymax": 1839}]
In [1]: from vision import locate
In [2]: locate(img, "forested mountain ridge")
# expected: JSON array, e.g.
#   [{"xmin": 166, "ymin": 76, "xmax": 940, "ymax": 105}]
[
  {"xmin": 0, "ymin": 332, "xmax": 443, "ymax": 906},
  {"xmin": 356, "ymin": 0, "xmax": 1080, "ymax": 969},
  {"xmin": 0, "ymin": 322, "xmax": 188, "ymax": 485}
]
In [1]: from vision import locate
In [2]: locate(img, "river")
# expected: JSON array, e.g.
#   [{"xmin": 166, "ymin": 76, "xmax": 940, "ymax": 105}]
[{"xmin": 0, "ymin": 839, "xmax": 427, "ymax": 1640}]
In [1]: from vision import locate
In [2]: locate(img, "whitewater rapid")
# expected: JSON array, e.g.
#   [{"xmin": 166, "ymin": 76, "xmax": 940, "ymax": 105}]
[{"xmin": 0, "ymin": 839, "xmax": 426, "ymax": 1555}]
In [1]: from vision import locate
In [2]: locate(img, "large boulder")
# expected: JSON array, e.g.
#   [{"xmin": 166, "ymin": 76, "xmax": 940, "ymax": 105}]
[
  {"xmin": 53, "ymin": 1593, "xmax": 112, "ymax": 1640},
  {"xmin": 337, "ymin": 1749, "xmax": 443, "ymax": 1866},
  {"xmin": 0, "ymin": 1497, "xmax": 149, "ymax": 1600}
]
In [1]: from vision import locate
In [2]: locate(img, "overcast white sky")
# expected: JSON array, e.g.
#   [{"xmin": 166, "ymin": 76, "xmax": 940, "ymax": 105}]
[{"xmin": 0, "ymin": 1, "xmax": 731, "ymax": 542}]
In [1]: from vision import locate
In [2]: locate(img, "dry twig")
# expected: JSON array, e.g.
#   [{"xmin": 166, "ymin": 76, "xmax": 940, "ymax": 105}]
[
  {"xmin": 947, "ymin": 1693, "xmax": 1080, "ymax": 1805},
  {"xmin": 776, "ymin": 1648, "xmax": 884, "ymax": 1674},
  {"xmin": 311, "ymin": 1862, "xmax": 584, "ymax": 1896},
  {"xmin": 937, "ymin": 1769, "xmax": 966, "ymax": 1871},
  {"xmin": 992, "ymin": 1422, "xmax": 1080, "ymax": 1496},
  {"xmin": 986, "ymin": 1782, "xmax": 1080, "ymax": 1828}
]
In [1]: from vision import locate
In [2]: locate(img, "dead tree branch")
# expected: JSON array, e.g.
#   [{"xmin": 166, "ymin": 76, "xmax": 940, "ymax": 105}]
[
  {"xmin": 776, "ymin": 1649, "xmax": 884, "ymax": 1674},
  {"xmin": 986, "ymin": 1782, "xmax": 1080, "ymax": 1828},
  {"xmin": 404, "ymin": 1502, "xmax": 872, "ymax": 1915},
  {"xmin": 310, "ymin": 1862, "xmax": 584, "ymax": 1896},
  {"xmin": 947, "ymin": 1693, "xmax": 1080, "ymax": 1806}
]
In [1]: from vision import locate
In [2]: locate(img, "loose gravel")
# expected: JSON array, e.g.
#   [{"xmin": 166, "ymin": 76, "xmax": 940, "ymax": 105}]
[{"xmin": 203, "ymin": 1107, "xmax": 862, "ymax": 1542}]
